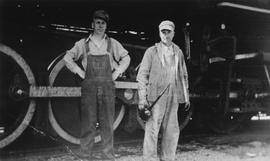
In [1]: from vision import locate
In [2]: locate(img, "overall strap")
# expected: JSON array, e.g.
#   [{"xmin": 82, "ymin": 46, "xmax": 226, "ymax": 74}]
[
  {"xmin": 84, "ymin": 37, "xmax": 118, "ymax": 64},
  {"xmin": 106, "ymin": 37, "xmax": 112, "ymax": 53},
  {"xmin": 106, "ymin": 37, "xmax": 118, "ymax": 64},
  {"xmin": 84, "ymin": 38, "xmax": 90, "ymax": 54}
]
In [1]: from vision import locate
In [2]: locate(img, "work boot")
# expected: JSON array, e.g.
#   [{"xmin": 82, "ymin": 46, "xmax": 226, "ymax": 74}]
[
  {"xmin": 75, "ymin": 149, "xmax": 91, "ymax": 160},
  {"xmin": 92, "ymin": 152, "xmax": 115, "ymax": 161}
]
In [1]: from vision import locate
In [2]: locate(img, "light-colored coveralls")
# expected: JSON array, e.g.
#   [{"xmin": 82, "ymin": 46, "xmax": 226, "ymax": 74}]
[{"xmin": 137, "ymin": 42, "xmax": 189, "ymax": 161}]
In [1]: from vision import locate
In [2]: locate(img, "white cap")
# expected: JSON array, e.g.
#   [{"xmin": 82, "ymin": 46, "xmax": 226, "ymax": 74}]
[{"xmin": 159, "ymin": 20, "xmax": 175, "ymax": 31}]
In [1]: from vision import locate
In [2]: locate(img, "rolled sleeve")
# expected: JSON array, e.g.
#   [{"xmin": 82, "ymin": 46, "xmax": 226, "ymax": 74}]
[
  {"xmin": 63, "ymin": 39, "xmax": 85, "ymax": 74},
  {"xmin": 111, "ymin": 38, "xmax": 130, "ymax": 74},
  {"xmin": 117, "ymin": 55, "xmax": 130, "ymax": 74}
]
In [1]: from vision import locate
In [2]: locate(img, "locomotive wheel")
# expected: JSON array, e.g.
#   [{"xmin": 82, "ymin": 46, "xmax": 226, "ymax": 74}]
[
  {"xmin": 48, "ymin": 59, "xmax": 125, "ymax": 144},
  {"xmin": 204, "ymin": 101, "xmax": 251, "ymax": 134},
  {"xmin": 137, "ymin": 103, "xmax": 193, "ymax": 131},
  {"xmin": 0, "ymin": 44, "xmax": 36, "ymax": 148},
  {"xmin": 207, "ymin": 111, "xmax": 251, "ymax": 134}
]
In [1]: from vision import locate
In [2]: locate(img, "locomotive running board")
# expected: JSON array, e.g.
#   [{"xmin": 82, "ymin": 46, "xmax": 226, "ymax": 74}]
[
  {"xmin": 29, "ymin": 81, "xmax": 138, "ymax": 97},
  {"xmin": 218, "ymin": 2, "xmax": 270, "ymax": 14}
]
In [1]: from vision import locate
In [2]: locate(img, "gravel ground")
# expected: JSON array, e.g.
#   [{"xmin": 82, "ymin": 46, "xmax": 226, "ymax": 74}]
[
  {"xmin": 2, "ymin": 121, "xmax": 270, "ymax": 161},
  {"xmin": 7, "ymin": 138, "xmax": 270, "ymax": 161}
]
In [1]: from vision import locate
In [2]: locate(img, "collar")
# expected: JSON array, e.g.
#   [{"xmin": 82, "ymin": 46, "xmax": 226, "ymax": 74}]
[
  {"xmin": 156, "ymin": 42, "xmax": 176, "ymax": 60},
  {"xmin": 155, "ymin": 42, "xmax": 179, "ymax": 69},
  {"xmin": 160, "ymin": 41, "xmax": 173, "ymax": 48},
  {"xmin": 161, "ymin": 43, "xmax": 173, "ymax": 55},
  {"xmin": 85, "ymin": 33, "xmax": 108, "ymax": 43}
]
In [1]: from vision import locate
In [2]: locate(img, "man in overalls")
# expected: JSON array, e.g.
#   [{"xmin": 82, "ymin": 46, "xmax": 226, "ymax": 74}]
[
  {"xmin": 63, "ymin": 10, "xmax": 130, "ymax": 160},
  {"xmin": 137, "ymin": 20, "xmax": 190, "ymax": 161}
]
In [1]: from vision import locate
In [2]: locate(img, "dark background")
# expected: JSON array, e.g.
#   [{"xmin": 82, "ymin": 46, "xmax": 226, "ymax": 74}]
[
  {"xmin": 1, "ymin": 0, "xmax": 270, "ymax": 84},
  {"xmin": 1, "ymin": 0, "xmax": 270, "ymax": 49}
]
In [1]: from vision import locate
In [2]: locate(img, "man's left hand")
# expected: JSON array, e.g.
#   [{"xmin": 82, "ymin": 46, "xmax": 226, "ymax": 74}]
[{"xmin": 112, "ymin": 70, "xmax": 121, "ymax": 81}]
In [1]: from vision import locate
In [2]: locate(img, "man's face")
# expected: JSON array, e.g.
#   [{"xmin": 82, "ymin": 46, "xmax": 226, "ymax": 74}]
[
  {"xmin": 92, "ymin": 18, "xmax": 107, "ymax": 35},
  {"xmin": 159, "ymin": 29, "xmax": 174, "ymax": 45}
]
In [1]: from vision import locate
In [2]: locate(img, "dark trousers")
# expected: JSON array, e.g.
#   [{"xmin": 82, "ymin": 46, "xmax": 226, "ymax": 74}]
[{"xmin": 80, "ymin": 80, "xmax": 115, "ymax": 158}]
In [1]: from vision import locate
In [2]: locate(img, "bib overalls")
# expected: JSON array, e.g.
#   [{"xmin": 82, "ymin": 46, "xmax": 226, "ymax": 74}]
[{"xmin": 80, "ymin": 42, "xmax": 115, "ymax": 160}]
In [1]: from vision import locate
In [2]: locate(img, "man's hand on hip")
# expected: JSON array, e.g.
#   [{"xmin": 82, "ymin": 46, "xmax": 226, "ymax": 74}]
[
  {"xmin": 77, "ymin": 70, "xmax": 85, "ymax": 79},
  {"xmin": 112, "ymin": 70, "xmax": 121, "ymax": 81}
]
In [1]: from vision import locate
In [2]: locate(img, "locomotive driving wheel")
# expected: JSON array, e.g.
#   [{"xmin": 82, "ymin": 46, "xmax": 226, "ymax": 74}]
[
  {"xmin": 48, "ymin": 58, "xmax": 126, "ymax": 144},
  {"xmin": 205, "ymin": 104, "xmax": 251, "ymax": 134},
  {"xmin": 207, "ymin": 113, "xmax": 251, "ymax": 134},
  {"xmin": 0, "ymin": 44, "xmax": 36, "ymax": 148}
]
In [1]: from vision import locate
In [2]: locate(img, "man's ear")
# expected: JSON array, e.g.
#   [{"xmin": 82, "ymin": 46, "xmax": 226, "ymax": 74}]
[{"xmin": 91, "ymin": 22, "xmax": 94, "ymax": 29}]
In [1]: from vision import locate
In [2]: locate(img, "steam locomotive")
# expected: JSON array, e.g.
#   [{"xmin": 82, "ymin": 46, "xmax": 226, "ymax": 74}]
[{"xmin": 1, "ymin": 0, "xmax": 270, "ymax": 148}]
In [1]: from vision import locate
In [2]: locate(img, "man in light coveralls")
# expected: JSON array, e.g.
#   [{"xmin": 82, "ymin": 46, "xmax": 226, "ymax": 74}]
[{"xmin": 137, "ymin": 20, "xmax": 190, "ymax": 161}]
